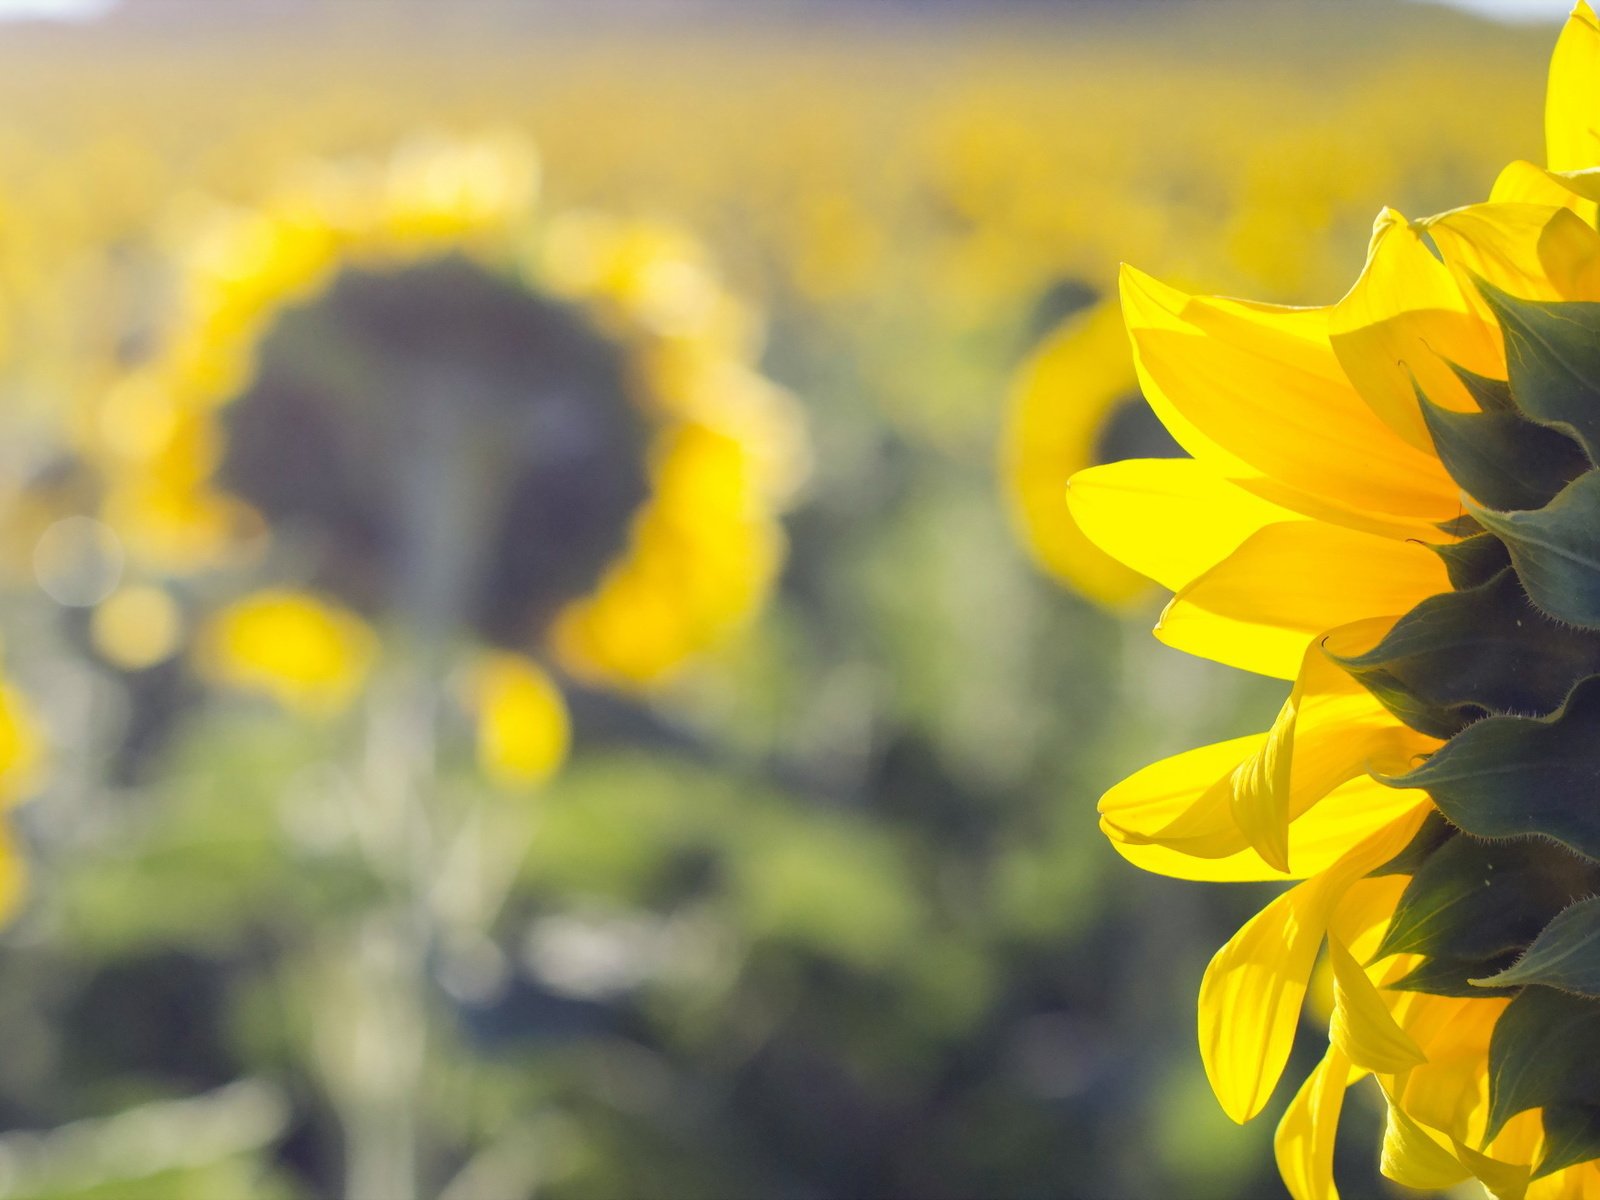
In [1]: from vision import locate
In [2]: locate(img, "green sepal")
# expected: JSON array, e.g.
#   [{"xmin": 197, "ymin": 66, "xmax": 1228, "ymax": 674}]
[
  {"xmin": 1427, "ymin": 532, "xmax": 1510, "ymax": 591},
  {"xmin": 1435, "ymin": 512, "xmax": 1483, "ymax": 539},
  {"xmin": 1374, "ymin": 834, "xmax": 1598, "ymax": 963},
  {"xmin": 1448, "ymin": 362, "xmax": 1516, "ymax": 415},
  {"xmin": 1331, "ymin": 568, "xmax": 1600, "ymax": 737},
  {"xmin": 1476, "ymin": 281, "xmax": 1600, "ymax": 461},
  {"xmin": 1469, "ymin": 469, "xmax": 1600, "ymax": 629},
  {"xmin": 1472, "ymin": 896, "xmax": 1600, "ymax": 997},
  {"xmin": 1368, "ymin": 809, "xmax": 1455, "ymax": 878},
  {"xmin": 1385, "ymin": 674, "xmax": 1600, "ymax": 859},
  {"xmin": 1487, "ymin": 987, "xmax": 1600, "ymax": 1142},
  {"xmin": 1418, "ymin": 388, "xmax": 1590, "ymax": 513},
  {"xmin": 1387, "ymin": 950, "xmax": 1520, "ymax": 998},
  {"xmin": 1533, "ymin": 1104, "xmax": 1600, "ymax": 1179}
]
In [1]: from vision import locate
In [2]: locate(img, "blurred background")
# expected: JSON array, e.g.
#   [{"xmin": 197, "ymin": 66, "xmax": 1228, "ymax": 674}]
[{"xmin": 0, "ymin": 2, "xmax": 1562, "ymax": 1197}]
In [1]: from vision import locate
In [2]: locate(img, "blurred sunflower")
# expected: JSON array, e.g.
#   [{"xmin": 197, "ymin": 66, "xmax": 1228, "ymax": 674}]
[
  {"xmin": 79, "ymin": 133, "xmax": 803, "ymax": 783},
  {"xmin": 0, "ymin": 677, "xmax": 43, "ymax": 919},
  {"xmin": 1002, "ymin": 288, "xmax": 1181, "ymax": 609},
  {"xmin": 1068, "ymin": 5, "xmax": 1600, "ymax": 1196}
]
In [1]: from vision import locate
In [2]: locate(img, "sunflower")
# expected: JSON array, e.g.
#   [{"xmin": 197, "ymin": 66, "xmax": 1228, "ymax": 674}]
[
  {"xmin": 81, "ymin": 133, "xmax": 803, "ymax": 780},
  {"xmin": 1003, "ymin": 289, "xmax": 1182, "ymax": 609},
  {"xmin": 1067, "ymin": 6, "xmax": 1600, "ymax": 1196}
]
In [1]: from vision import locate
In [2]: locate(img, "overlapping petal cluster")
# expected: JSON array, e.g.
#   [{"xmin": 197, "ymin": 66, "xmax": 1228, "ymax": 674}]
[{"xmin": 1069, "ymin": 6, "xmax": 1600, "ymax": 1196}]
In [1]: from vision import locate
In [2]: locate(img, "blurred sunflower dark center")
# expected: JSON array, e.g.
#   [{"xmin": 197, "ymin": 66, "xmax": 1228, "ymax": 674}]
[
  {"xmin": 218, "ymin": 255, "xmax": 653, "ymax": 644},
  {"xmin": 1089, "ymin": 392, "xmax": 1184, "ymax": 465}
]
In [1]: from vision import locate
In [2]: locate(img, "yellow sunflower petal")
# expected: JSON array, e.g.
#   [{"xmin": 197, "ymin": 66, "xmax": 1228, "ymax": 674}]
[
  {"xmin": 1274, "ymin": 1045, "xmax": 1354, "ymax": 1200},
  {"xmin": 1155, "ymin": 522, "xmax": 1449, "ymax": 679},
  {"xmin": 1197, "ymin": 808, "xmax": 1429, "ymax": 1122},
  {"xmin": 1456, "ymin": 1140, "xmax": 1532, "ymax": 1200},
  {"xmin": 1491, "ymin": 159, "xmax": 1594, "ymax": 210},
  {"xmin": 1327, "ymin": 934, "xmax": 1426, "ymax": 1075},
  {"xmin": 1226, "ymin": 642, "xmax": 1390, "ymax": 874},
  {"xmin": 1527, "ymin": 1162, "xmax": 1600, "ymax": 1199},
  {"xmin": 1547, "ymin": 1, "xmax": 1600, "ymax": 174},
  {"xmin": 1381, "ymin": 1102, "xmax": 1472, "ymax": 1192},
  {"xmin": 1104, "ymin": 777, "xmax": 1429, "ymax": 885},
  {"xmin": 1538, "ymin": 206, "xmax": 1600, "ymax": 300},
  {"xmin": 1201, "ymin": 884, "xmax": 1328, "ymax": 1123},
  {"xmin": 1422, "ymin": 203, "xmax": 1576, "ymax": 305},
  {"xmin": 1383, "ymin": 993, "xmax": 1508, "ymax": 1143},
  {"xmin": 1100, "ymin": 639, "xmax": 1418, "ymax": 868},
  {"xmin": 1421, "ymin": 202, "xmax": 1600, "ymax": 309},
  {"xmin": 1329, "ymin": 209, "xmax": 1505, "ymax": 450},
  {"xmin": 1122, "ymin": 266, "xmax": 1459, "ymax": 528},
  {"xmin": 1065, "ymin": 458, "xmax": 1298, "ymax": 593}
]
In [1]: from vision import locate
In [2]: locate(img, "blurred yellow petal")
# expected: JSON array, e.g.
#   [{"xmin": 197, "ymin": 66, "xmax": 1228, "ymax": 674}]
[
  {"xmin": 1156, "ymin": 522, "xmax": 1449, "ymax": 679},
  {"xmin": 1274, "ymin": 1045, "xmax": 1353, "ymax": 1200},
  {"xmin": 1003, "ymin": 298, "xmax": 1150, "ymax": 608},
  {"xmin": 1065, "ymin": 458, "xmax": 1297, "ymax": 593},
  {"xmin": 1121, "ymin": 265, "xmax": 1458, "ymax": 529},
  {"xmin": 468, "ymin": 652, "xmax": 570, "ymax": 789},
  {"xmin": 201, "ymin": 590, "xmax": 376, "ymax": 717},
  {"xmin": 1547, "ymin": 1, "xmax": 1600, "ymax": 173},
  {"xmin": 0, "ymin": 685, "xmax": 43, "ymax": 808}
]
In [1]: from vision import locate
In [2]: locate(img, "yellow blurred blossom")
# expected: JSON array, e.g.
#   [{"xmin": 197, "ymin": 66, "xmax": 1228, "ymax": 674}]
[
  {"xmin": 200, "ymin": 590, "xmax": 376, "ymax": 717},
  {"xmin": 466, "ymin": 652, "xmax": 570, "ymax": 789}
]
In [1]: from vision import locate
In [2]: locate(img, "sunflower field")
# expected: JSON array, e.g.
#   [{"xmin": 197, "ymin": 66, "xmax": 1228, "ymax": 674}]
[{"xmin": 0, "ymin": 2, "xmax": 1579, "ymax": 1198}]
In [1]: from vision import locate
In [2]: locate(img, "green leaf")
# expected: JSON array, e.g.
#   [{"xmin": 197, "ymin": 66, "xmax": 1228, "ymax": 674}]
[
  {"xmin": 1427, "ymin": 532, "xmax": 1510, "ymax": 591},
  {"xmin": 1469, "ymin": 469, "xmax": 1600, "ymax": 629},
  {"xmin": 1331, "ymin": 568, "xmax": 1600, "ymax": 738},
  {"xmin": 1473, "ymin": 897, "xmax": 1600, "ymax": 997},
  {"xmin": 1388, "ymin": 950, "xmax": 1520, "ymax": 998},
  {"xmin": 1487, "ymin": 987, "xmax": 1600, "ymax": 1141},
  {"xmin": 1418, "ymin": 389, "xmax": 1590, "ymax": 513},
  {"xmin": 1533, "ymin": 1104, "xmax": 1600, "ymax": 1179},
  {"xmin": 1387, "ymin": 673, "xmax": 1600, "ymax": 859},
  {"xmin": 1477, "ymin": 282, "xmax": 1600, "ymax": 461},
  {"xmin": 1369, "ymin": 809, "xmax": 1455, "ymax": 878},
  {"xmin": 1374, "ymin": 834, "xmax": 1598, "ymax": 963}
]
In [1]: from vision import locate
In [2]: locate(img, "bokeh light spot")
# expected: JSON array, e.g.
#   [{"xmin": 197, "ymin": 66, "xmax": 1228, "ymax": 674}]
[{"xmin": 33, "ymin": 516, "xmax": 124, "ymax": 608}]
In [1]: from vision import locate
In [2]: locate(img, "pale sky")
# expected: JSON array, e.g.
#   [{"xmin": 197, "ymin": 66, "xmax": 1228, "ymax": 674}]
[
  {"xmin": 0, "ymin": 0, "xmax": 112, "ymax": 18},
  {"xmin": 0, "ymin": 0, "xmax": 1581, "ymax": 27},
  {"xmin": 1419, "ymin": 0, "xmax": 1574, "ymax": 21}
]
